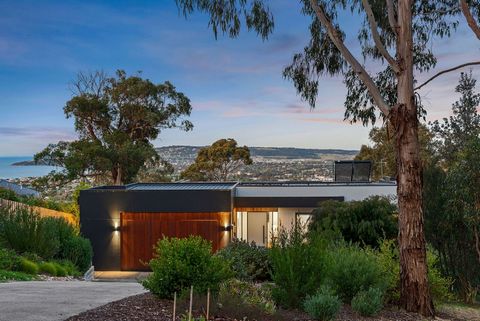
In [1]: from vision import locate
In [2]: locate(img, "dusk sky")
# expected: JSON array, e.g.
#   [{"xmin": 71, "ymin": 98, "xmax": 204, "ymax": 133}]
[{"xmin": 0, "ymin": 0, "xmax": 478, "ymax": 156}]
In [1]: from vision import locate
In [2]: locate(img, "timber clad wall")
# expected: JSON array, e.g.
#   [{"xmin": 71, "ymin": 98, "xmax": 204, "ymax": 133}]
[{"xmin": 121, "ymin": 212, "xmax": 230, "ymax": 270}]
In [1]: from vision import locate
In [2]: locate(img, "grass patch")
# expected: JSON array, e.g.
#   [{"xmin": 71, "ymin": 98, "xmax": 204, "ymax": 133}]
[{"xmin": 0, "ymin": 269, "xmax": 36, "ymax": 282}]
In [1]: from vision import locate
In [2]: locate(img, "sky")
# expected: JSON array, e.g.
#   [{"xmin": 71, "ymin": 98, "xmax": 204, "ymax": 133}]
[{"xmin": 0, "ymin": 0, "xmax": 479, "ymax": 156}]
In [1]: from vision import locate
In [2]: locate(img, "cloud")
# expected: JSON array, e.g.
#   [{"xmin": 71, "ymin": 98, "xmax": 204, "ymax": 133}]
[{"xmin": 0, "ymin": 126, "xmax": 75, "ymax": 141}]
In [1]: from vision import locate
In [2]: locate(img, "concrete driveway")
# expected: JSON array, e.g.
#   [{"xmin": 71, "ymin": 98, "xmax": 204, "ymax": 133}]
[{"xmin": 0, "ymin": 281, "xmax": 146, "ymax": 321}]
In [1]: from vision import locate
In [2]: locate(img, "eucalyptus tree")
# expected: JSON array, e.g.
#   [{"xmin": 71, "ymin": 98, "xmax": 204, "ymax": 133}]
[
  {"xmin": 35, "ymin": 70, "xmax": 193, "ymax": 185},
  {"xmin": 174, "ymin": 0, "xmax": 480, "ymax": 315},
  {"xmin": 180, "ymin": 138, "xmax": 252, "ymax": 181}
]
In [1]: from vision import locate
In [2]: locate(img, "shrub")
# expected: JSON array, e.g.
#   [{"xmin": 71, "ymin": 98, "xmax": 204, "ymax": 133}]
[
  {"xmin": 216, "ymin": 239, "xmax": 271, "ymax": 282},
  {"xmin": 39, "ymin": 262, "xmax": 57, "ymax": 275},
  {"xmin": 19, "ymin": 258, "xmax": 39, "ymax": 275},
  {"xmin": 0, "ymin": 248, "xmax": 20, "ymax": 270},
  {"xmin": 351, "ymin": 287, "xmax": 384, "ymax": 316},
  {"xmin": 55, "ymin": 260, "xmax": 80, "ymax": 276},
  {"xmin": 59, "ymin": 236, "xmax": 92, "ymax": 273},
  {"xmin": 303, "ymin": 287, "xmax": 341, "ymax": 321},
  {"xmin": 325, "ymin": 244, "xmax": 386, "ymax": 303},
  {"xmin": 310, "ymin": 196, "xmax": 397, "ymax": 248},
  {"xmin": 376, "ymin": 239, "xmax": 453, "ymax": 303},
  {"xmin": 0, "ymin": 207, "xmax": 60, "ymax": 259},
  {"xmin": 0, "ymin": 270, "xmax": 36, "ymax": 282},
  {"xmin": 53, "ymin": 263, "xmax": 67, "ymax": 277},
  {"xmin": 218, "ymin": 279, "xmax": 276, "ymax": 315},
  {"xmin": 142, "ymin": 236, "xmax": 232, "ymax": 299},
  {"xmin": 270, "ymin": 224, "xmax": 327, "ymax": 309}
]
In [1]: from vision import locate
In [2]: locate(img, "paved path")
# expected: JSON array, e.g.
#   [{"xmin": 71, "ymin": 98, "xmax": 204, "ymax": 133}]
[{"xmin": 0, "ymin": 281, "xmax": 146, "ymax": 321}]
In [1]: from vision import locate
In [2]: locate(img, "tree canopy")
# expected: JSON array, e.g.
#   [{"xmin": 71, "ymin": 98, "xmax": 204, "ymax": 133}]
[
  {"xmin": 35, "ymin": 70, "xmax": 192, "ymax": 185},
  {"xmin": 175, "ymin": 0, "xmax": 480, "ymax": 315},
  {"xmin": 180, "ymin": 138, "xmax": 252, "ymax": 181}
]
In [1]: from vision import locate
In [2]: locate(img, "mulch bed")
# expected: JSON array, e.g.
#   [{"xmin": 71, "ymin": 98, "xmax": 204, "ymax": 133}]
[{"xmin": 65, "ymin": 293, "xmax": 470, "ymax": 321}]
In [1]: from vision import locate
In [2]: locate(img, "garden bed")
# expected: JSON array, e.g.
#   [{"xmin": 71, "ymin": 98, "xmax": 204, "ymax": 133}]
[{"xmin": 65, "ymin": 293, "xmax": 472, "ymax": 321}]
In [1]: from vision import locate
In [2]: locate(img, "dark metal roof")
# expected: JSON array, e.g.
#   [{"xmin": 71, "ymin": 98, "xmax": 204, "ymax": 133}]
[
  {"xmin": 125, "ymin": 182, "xmax": 238, "ymax": 191},
  {"xmin": 0, "ymin": 179, "xmax": 40, "ymax": 197},
  {"xmin": 237, "ymin": 181, "xmax": 396, "ymax": 187}
]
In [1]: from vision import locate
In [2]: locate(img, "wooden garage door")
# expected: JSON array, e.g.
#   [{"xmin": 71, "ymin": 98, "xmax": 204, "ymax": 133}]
[{"xmin": 121, "ymin": 212, "xmax": 229, "ymax": 271}]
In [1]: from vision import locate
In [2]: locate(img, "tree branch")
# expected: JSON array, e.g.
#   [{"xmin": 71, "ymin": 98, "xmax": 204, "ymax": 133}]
[
  {"xmin": 362, "ymin": 0, "xmax": 400, "ymax": 73},
  {"xmin": 460, "ymin": 0, "xmax": 480, "ymax": 40},
  {"xmin": 309, "ymin": 0, "xmax": 391, "ymax": 116},
  {"xmin": 414, "ymin": 61, "xmax": 480, "ymax": 90},
  {"xmin": 386, "ymin": 0, "xmax": 398, "ymax": 35}
]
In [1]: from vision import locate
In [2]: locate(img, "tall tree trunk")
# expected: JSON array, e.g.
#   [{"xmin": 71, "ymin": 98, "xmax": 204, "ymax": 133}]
[
  {"xmin": 393, "ymin": 1, "xmax": 434, "ymax": 316},
  {"xmin": 112, "ymin": 165, "xmax": 123, "ymax": 185}
]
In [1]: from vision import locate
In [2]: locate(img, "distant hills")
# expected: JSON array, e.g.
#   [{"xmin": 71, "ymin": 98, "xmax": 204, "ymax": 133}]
[{"xmin": 156, "ymin": 145, "xmax": 358, "ymax": 160}]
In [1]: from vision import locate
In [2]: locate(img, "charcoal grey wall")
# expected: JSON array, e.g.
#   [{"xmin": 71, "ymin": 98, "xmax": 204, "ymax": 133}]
[
  {"xmin": 234, "ymin": 196, "xmax": 344, "ymax": 208},
  {"xmin": 79, "ymin": 189, "xmax": 232, "ymax": 270}
]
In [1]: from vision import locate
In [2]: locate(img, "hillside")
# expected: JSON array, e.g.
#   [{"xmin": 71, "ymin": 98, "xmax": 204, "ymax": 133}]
[{"xmin": 156, "ymin": 145, "xmax": 359, "ymax": 181}]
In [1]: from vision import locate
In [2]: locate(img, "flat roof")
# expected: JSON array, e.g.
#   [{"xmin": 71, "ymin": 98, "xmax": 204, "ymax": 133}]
[
  {"xmin": 126, "ymin": 182, "xmax": 238, "ymax": 191},
  {"xmin": 89, "ymin": 180, "xmax": 396, "ymax": 192}
]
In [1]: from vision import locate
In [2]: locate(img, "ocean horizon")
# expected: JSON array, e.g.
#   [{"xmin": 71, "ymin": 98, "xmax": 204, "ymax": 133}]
[{"xmin": 0, "ymin": 156, "xmax": 59, "ymax": 179}]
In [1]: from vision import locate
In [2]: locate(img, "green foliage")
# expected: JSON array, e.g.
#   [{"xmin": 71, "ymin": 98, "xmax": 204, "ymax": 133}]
[
  {"xmin": 310, "ymin": 196, "xmax": 397, "ymax": 248},
  {"xmin": 0, "ymin": 270, "xmax": 36, "ymax": 282},
  {"xmin": 53, "ymin": 263, "xmax": 67, "ymax": 277},
  {"xmin": 303, "ymin": 286, "xmax": 341, "ymax": 321},
  {"xmin": 218, "ymin": 279, "xmax": 276, "ymax": 315},
  {"xmin": 0, "ymin": 207, "xmax": 92, "ymax": 273},
  {"xmin": 35, "ymin": 70, "xmax": 193, "ymax": 185},
  {"xmin": 19, "ymin": 258, "xmax": 39, "ymax": 275},
  {"xmin": 39, "ymin": 262, "xmax": 57, "ymax": 276},
  {"xmin": 55, "ymin": 260, "xmax": 80, "ymax": 277},
  {"xmin": 180, "ymin": 138, "xmax": 252, "ymax": 181},
  {"xmin": 59, "ymin": 236, "xmax": 92, "ymax": 273},
  {"xmin": 269, "ymin": 224, "xmax": 326, "ymax": 309},
  {"xmin": 142, "ymin": 236, "xmax": 232, "ymax": 299},
  {"xmin": 425, "ymin": 73, "xmax": 480, "ymax": 303},
  {"xmin": 0, "ymin": 248, "xmax": 20, "ymax": 270},
  {"xmin": 324, "ymin": 244, "xmax": 386, "ymax": 303},
  {"xmin": 376, "ymin": 239, "xmax": 453, "ymax": 304},
  {"xmin": 0, "ymin": 188, "xmax": 20, "ymax": 202},
  {"xmin": 351, "ymin": 287, "xmax": 384, "ymax": 316},
  {"xmin": 216, "ymin": 238, "xmax": 271, "ymax": 282},
  {"xmin": 354, "ymin": 125, "xmax": 434, "ymax": 180}
]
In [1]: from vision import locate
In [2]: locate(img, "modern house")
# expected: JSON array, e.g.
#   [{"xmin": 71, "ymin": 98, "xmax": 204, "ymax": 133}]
[{"xmin": 80, "ymin": 161, "xmax": 396, "ymax": 271}]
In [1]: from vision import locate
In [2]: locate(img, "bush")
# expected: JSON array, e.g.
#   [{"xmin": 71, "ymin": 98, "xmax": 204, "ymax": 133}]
[
  {"xmin": 39, "ymin": 262, "xmax": 57, "ymax": 275},
  {"xmin": 216, "ymin": 239, "xmax": 271, "ymax": 282},
  {"xmin": 142, "ymin": 236, "xmax": 232, "ymax": 299},
  {"xmin": 0, "ymin": 248, "xmax": 20, "ymax": 270},
  {"xmin": 19, "ymin": 258, "xmax": 39, "ymax": 275},
  {"xmin": 59, "ymin": 236, "xmax": 92, "ymax": 273},
  {"xmin": 351, "ymin": 287, "xmax": 384, "ymax": 316},
  {"xmin": 53, "ymin": 263, "xmax": 67, "ymax": 277},
  {"xmin": 0, "ymin": 270, "xmax": 36, "ymax": 282},
  {"xmin": 270, "ymin": 224, "xmax": 327, "ymax": 309},
  {"xmin": 55, "ymin": 260, "xmax": 80, "ymax": 276},
  {"xmin": 325, "ymin": 244, "xmax": 386, "ymax": 303},
  {"xmin": 303, "ymin": 287, "xmax": 341, "ymax": 321},
  {"xmin": 0, "ymin": 207, "xmax": 92, "ymax": 273},
  {"xmin": 218, "ymin": 279, "xmax": 276, "ymax": 315},
  {"xmin": 310, "ymin": 196, "xmax": 397, "ymax": 248},
  {"xmin": 376, "ymin": 239, "xmax": 453, "ymax": 303},
  {"xmin": 0, "ymin": 207, "xmax": 60, "ymax": 259}
]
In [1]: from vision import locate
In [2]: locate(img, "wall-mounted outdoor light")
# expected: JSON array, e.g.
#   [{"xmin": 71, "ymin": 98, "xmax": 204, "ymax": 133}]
[{"xmin": 222, "ymin": 224, "xmax": 234, "ymax": 232}]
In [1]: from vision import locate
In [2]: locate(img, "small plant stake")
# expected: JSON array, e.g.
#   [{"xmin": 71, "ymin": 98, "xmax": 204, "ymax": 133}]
[
  {"xmin": 206, "ymin": 288, "xmax": 210, "ymax": 320},
  {"xmin": 173, "ymin": 292, "xmax": 176, "ymax": 321},
  {"xmin": 188, "ymin": 285, "xmax": 193, "ymax": 321}
]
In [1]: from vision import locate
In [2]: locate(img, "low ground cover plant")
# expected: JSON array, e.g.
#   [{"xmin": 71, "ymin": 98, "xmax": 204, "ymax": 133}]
[
  {"xmin": 0, "ymin": 270, "xmax": 36, "ymax": 282},
  {"xmin": 351, "ymin": 287, "xmax": 384, "ymax": 316},
  {"xmin": 218, "ymin": 279, "xmax": 276, "ymax": 315},
  {"xmin": 216, "ymin": 238, "xmax": 271, "ymax": 282},
  {"xmin": 143, "ymin": 236, "xmax": 231, "ymax": 299},
  {"xmin": 303, "ymin": 286, "xmax": 341, "ymax": 321}
]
